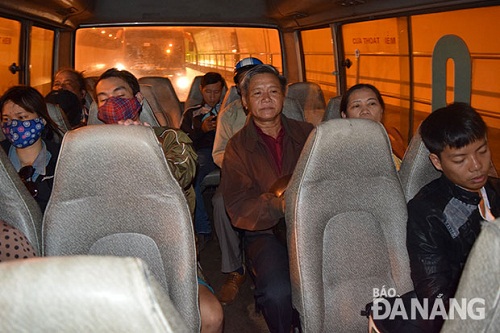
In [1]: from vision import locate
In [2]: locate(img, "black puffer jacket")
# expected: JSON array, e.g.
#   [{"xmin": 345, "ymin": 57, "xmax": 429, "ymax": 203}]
[{"xmin": 406, "ymin": 174, "xmax": 500, "ymax": 331}]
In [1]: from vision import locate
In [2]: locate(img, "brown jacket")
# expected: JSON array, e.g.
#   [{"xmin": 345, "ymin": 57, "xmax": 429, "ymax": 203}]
[{"xmin": 221, "ymin": 115, "xmax": 313, "ymax": 231}]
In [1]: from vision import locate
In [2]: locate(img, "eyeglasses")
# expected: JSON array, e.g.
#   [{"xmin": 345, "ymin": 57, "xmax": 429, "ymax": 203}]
[{"xmin": 18, "ymin": 165, "xmax": 38, "ymax": 198}]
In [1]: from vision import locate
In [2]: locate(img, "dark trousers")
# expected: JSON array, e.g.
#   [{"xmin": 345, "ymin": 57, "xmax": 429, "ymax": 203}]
[
  {"xmin": 193, "ymin": 147, "xmax": 217, "ymax": 234},
  {"xmin": 245, "ymin": 233, "xmax": 293, "ymax": 333}
]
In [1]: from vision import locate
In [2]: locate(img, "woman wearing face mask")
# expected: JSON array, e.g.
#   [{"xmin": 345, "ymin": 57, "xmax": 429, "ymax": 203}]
[{"xmin": 1, "ymin": 86, "xmax": 62, "ymax": 212}]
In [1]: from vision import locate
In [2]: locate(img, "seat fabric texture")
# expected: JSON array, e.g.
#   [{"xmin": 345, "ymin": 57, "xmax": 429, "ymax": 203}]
[
  {"xmin": 286, "ymin": 118, "xmax": 414, "ymax": 332},
  {"xmin": 42, "ymin": 125, "xmax": 199, "ymax": 331},
  {"xmin": 46, "ymin": 103, "xmax": 71, "ymax": 135},
  {"xmin": 440, "ymin": 218, "xmax": 500, "ymax": 332},
  {"xmin": 322, "ymin": 96, "xmax": 342, "ymax": 121},
  {"xmin": 398, "ymin": 131, "xmax": 441, "ymax": 203},
  {"xmin": 0, "ymin": 256, "xmax": 190, "ymax": 332},
  {"xmin": 139, "ymin": 84, "xmax": 169, "ymax": 126},
  {"xmin": 399, "ymin": 130, "xmax": 498, "ymax": 203},
  {"xmin": 138, "ymin": 76, "xmax": 183, "ymax": 128},
  {"xmin": 221, "ymin": 85, "xmax": 239, "ymax": 110},
  {"xmin": 286, "ymin": 82, "xmax": 326, "ymax": 126}
]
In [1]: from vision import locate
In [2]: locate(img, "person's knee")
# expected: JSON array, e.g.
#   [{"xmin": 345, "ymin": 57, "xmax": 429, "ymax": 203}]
[
  {"xmin": 199, "ymin": 285, "xmax": 224, "ymax": 333},
  {"xmin": 257, "ymin": 275, "xmax": 291, "ymax": 308}
]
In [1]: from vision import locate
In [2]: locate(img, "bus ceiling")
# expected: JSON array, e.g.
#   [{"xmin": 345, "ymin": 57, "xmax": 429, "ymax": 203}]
[
  {"xmin": 0, "ymin": 0, "xmax": 92, "ymax": 28},
  {"xmin": 1, "ymin": 0, "xmax": 496, "ymax": 30},
  {"xmin": 269, "ymin": 0, "xmax": 500, "ymax": 29}
]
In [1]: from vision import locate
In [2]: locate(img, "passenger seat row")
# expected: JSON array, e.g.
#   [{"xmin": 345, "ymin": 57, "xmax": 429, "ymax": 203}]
[
  {"xmin": 83, "ymin": 74, "xmax": 342, "ymax": 129},
  {"xmin": 0, "ymin": 118, "xmax": 498, "ymax": 331}
]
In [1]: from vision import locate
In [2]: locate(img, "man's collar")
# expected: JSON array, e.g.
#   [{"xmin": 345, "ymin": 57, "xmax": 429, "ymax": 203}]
[{"xmin": 440, "ymin": 174, "xmax": 481, "ymax": 205}]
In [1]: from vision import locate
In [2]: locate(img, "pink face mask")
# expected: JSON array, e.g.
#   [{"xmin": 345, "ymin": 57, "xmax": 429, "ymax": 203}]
[{"xmin": 97, "ymin": 96, "xmax": 141, "ymax": 124}]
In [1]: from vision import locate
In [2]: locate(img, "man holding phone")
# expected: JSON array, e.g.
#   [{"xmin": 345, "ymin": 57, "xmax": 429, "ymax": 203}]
[{"xmin": 181, "ymin": 72, "xmax": 225, "ymax": 244}]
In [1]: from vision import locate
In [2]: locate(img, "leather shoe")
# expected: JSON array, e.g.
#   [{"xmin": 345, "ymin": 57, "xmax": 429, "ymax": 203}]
[{"xmin": 217, "ymin": 270, "xmax": 246, "ymax": 305}]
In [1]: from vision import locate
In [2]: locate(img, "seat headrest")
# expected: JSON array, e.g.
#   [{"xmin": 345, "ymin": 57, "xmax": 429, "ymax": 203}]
[
  {"xmin": 286, "ymin": 82, "xmax": 326, "ymax": 106},
  {"xmin": 45, "ymin": 103, "xmax": 70, "ymax": 141},
  {"xmin": 323, "ymin": 96, "xmax": 342, "ymax": 121},
  {"xmin": 138, "ymin": 76, "xmax": 183, "ymax": 128},
  {"xmin": 399, "ymin": 131, "xmax": 441, "ymax": 202},
  {"xmin": 48, "ymin": 125, "xmax": 178, "ymax": 198},
  {"xmin": 0, "ymin": 256, "xmax": 190, "ymax": 332},
  {"xmin": 399, "ymin": 130, "xmax": 498, "ymax": 202},
  {"xmin": 139, "ymin": 84, "xmax": 167, "ymax": 126},
  {"xmin": 293, "ymin": 119, "xmax": 396, "ymax": 183},
  {"xmin": 286, "ymin": 82, "xmax": 326, "ymax": 125},
  {"xmin": 283, "ymin": 97, "xmax": 305, "ymax": 122},
  {"xmin": 221, "ymin": 85, "xmax": 239, "ymax": 110}
]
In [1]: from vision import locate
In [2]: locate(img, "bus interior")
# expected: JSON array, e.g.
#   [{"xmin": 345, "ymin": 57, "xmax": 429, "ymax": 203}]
[{"xmin": 0, "ymin": 0, "xmax": 499, "ymax": 331}]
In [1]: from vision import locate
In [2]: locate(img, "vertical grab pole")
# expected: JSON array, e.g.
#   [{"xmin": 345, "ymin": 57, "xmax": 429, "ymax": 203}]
[
  {"xmin": 355, "ymin": 48, "xmax": 360, "ymax": 85},
  {"xmin": 431, "ymin": 35, "xmax": 471, "ymax": 111}
]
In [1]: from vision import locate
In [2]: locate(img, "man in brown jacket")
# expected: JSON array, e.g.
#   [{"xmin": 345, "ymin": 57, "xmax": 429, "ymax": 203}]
[{"xmin": 221, "ymin": 64, "xmax": 313, "ymax": 333}]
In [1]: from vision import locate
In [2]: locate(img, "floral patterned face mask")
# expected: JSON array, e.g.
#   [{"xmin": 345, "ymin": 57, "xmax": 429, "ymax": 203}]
[{"xmin": 2, "ymin": 117, "xmax": 45, "ymax": 148}]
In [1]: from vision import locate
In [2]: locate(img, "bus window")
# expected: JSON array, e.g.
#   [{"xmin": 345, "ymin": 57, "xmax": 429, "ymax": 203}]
[
  {"xmin": 412, "ymin": 6, "xmax": 500, "ymax": 168},
  {"xmin": 0, "ymin": 17, "xmax": 21, "ymax": 94},
  {"xmin": 301, "ymin": 27, "xmax": 337, "ymax": 100},
  {"xmin": 342, "ymin": 17, "xmax": 411, "ymax": 143},
  {"xmin": 75, "ymin": 26, "xmax": 280, "ymax": 101},
  {"xmin": 30, "ymin": 26, "xmax": 54, "ymax": 95}
]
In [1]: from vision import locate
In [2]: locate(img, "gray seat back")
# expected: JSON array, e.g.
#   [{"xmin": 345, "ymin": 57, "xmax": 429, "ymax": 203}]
[
  {"xmin": 283, "ymin": 97, "xmax": 306, "ymax": 122},
  {"xmin": 138, "ymin": 76, "xmax": 183, "ymax": 128},
  {"xmin": 185, "ymin": 75, "xmax": 204, "ymax": 111},
  {"xmin": 0, "ymin": 148, "xmax": 43, "ymax": 256},
  {"xmin": 322, "ymin": 96, "xmax": 342, "ymax": 121},
  {"xmin": 87, "ymin": 97, "xmax": 161, "ymax": 127},
  {"xmin": 286, "ymin": 118, "xmax": 414, "ymax": 332},
  {"xmin": 139, "ymin": 84, "xmax": 168, "ymax": 126},
  {"xmin": 221, "ymin": 85, "xmax": 239, "ymax": 110},
  {"xmin": 398, "ymin": 131, "xmax": 441, "ymax": 202},
  {"xmin": 399, "ymin": 130, "xmax": 498, "ymax": 202},
  {"xmin": 286, "ymin": 82, "xmax": 326, "ymax": 126},
  {"xmin": 441, "ymin": 218, "xmax": 500, "ymax": 332},
  {"xmin": 42, "ymin": 125, "xmax": 199, "ymax": 331},
  {"xmin": 46, "ymin": 103, "xmax": 71, "ymax": 137},
  {"xmin": 0, "ymin": 256, "xmax": 190, "ymax": 332}
]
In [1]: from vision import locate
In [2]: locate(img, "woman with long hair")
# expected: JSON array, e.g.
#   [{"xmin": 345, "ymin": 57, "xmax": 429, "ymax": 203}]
[{"xmin": 1, "ymin": 86, "xmax": 62, "ymax": 212}]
